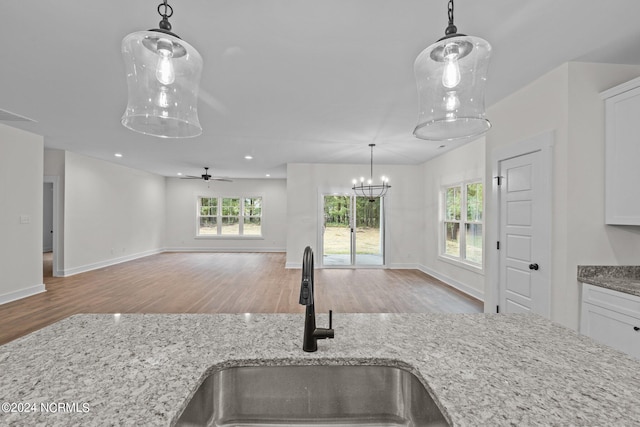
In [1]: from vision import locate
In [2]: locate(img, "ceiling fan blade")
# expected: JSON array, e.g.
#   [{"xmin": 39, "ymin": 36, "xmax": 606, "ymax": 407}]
[
  {"xmin": 181, "ymin": 175, "xmax": 202, "ymax": 179},
  {"xmin": 210, "ymin": 178, "xmax": 233, "ymax": 182}
]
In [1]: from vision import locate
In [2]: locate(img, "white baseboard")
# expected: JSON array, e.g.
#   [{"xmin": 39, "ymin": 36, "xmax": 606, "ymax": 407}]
[
  {"xmin": 418, "ymin": 264, "xmax": 484, "ymax": 301},
  {"xmin": 288, "ymin": 262, "xmax": 420, "ymax": 270},
  {"xmin": 0, "ymin": 284, "xmax": 46, "ymax": 306},
  {"xmin": 387, "ymin": 263, "xmax": 418, "ymax": 269},
  {"xmin": 165, "ymin": 247, "xmax": 286, "ymax": 253},
  {"xmin": 62, "ymin": 249, "xmax": 164, "ymax": 277}
]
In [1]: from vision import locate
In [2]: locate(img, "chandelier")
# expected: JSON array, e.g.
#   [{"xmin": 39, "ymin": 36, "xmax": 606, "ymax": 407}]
[
  {"xmin": 121, "ymin": 1, "xmax": 203, "ymax": 138},
  {"xmin": 352, "ymin": 144, "xmax": 391, "ymax": 202},
  {"xmin": 413, "ymin": 0, "xmax": 492, "ymax": 141}
]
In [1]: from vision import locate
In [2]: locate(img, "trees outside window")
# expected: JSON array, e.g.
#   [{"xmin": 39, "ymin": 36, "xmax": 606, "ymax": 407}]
[
  {"xmin": 442, "ymin": 182, "xmax": 483, "ymax": 266},
  {"xmin": 197, "ymin": 196, "xmax": 262, "ymax": 237}
]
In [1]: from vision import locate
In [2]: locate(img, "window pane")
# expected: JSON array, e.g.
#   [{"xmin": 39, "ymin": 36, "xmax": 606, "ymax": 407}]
[
  {"xmin": 467, "ymin": 183, "xmax": 483, "ymax": 222},
  {"xmin": 222, "ymin": 198, "xmax": 240, "ymax": 216},
  {"xmin": 465, "ymin": 223, "xmax": 483, "ymax": 264},
  {"xmin": 221, "ymin": 216, "xmax": 240, "ymax": 235},
  {"xmin": 444, "ymin": 222, "xmax": 460, "ymax": 257},
  {"xmin": 243, "ymin": 217, "xmax": 261, "ymax": 235},
  {"xmin": 244, "ymin": 197, "xmax": 262, "ymax": 216},
  {"xmin": 445, "ymin": 187, "xmax": 461, "ymax": 220},
  {"xmin": 200, "ymin": 197, "xmax": 217, "ymax": 216},
  {"xmin": 199, "ymin": 217, "xmax": 217, "ymax": 235}
]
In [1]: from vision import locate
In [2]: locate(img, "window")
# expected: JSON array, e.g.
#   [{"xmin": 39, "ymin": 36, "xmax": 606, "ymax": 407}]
[
  {"xmin": 199, "ymin": 197, "xmax": 218, "ymax": 235},
  {"xmin": 243, "ymin": 197, "xmax": 262, "ymax": 236},
  {"xmin": 442, "ymin": 182, "xmax": 483, "ymax": 266},
  {"xmin": 221, "ymin": 198, "xmax": 240, "ymax": 235},
  {"xmin": 197, "ymin": 196, "xmax": 262, "ymax": 237}
]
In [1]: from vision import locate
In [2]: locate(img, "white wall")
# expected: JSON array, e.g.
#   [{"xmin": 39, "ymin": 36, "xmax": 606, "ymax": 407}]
[
  {"xmin": 63, "ymin": 151, "xmax": 166, "ymax": 275},
  {"xmin": 485, "ymin": 62, "xmax": 640, "ymax": 329},
  {"xmin": 286, "ymin": 163, "xmax": 423, "ymax": 268},
  {"xmin": 0, "ymin": 123, "xmax": 45, "ymax": 304},
  {"xmin": 165, "ymin": 177, "xmax": 287, "ymax": 251},
  {"xmin": 420, "ymin": 138, "xmax": 486, "ymax": 300}
]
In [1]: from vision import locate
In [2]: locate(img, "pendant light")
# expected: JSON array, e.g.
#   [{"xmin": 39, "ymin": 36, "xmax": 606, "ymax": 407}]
[
  {"xmin": 352, "ymin": 144, "xmax": 391, "ymax": 202},
  {"xmin": 413, "ymin": 0, "xmax": 491, "ymax": 141},
  {"xmin": 121, "ymin": 1, "xmax": 203, "ymax": 138}
]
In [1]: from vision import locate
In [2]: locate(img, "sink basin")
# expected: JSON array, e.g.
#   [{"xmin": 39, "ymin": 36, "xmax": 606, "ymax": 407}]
[{"xmin": 174, "ymin": 365, "xmax": 449, "ymax": 427}]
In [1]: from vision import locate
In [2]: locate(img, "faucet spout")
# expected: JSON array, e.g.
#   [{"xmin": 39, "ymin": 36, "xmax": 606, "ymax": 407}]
[{"xmin": 299, "ymin": 246, "xmax": 334, "ymax": 352}]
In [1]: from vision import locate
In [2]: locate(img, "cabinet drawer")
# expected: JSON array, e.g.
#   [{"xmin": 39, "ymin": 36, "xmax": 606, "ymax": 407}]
[
  {"xmin": 581, "ymin": 302, "xmax": 640, "ymax": 359},
  {"xmin": 582, "ymin": 283, "xmax": 640, "ymax": 319}
]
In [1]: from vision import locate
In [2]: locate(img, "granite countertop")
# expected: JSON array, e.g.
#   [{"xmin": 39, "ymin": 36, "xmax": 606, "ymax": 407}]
[
  {"xmin": 577, "ymin": 265, "xmax": 640, "ymax": 297},
  {"xmin": 1, "ymin": 313, "xmax": 640, "ymax": 426}
]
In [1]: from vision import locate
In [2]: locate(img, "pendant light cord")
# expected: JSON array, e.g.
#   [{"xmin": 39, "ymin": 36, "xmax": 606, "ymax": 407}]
[
  {"xmin": 445, "ymin": 0, "xmax": 457, "ymax": 36},
  {"xmin": 157, "ymin": 0, "xmax": 174, "ymax": 31},
  {"xmin": 369, "ymin": 143, "xmax": 375, "ymax": 181}
]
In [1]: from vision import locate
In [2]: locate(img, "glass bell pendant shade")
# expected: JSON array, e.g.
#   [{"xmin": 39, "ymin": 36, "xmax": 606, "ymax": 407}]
[
  {"xmin": 414, "ymin": 35, "xmax": 491, "ymax": 141},
  {"xmin": 121, "ymin": 31, "xmax": 203, "ymax": 138}
]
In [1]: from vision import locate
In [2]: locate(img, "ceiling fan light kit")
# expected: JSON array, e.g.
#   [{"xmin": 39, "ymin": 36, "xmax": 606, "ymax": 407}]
[
  {"xmin": 413, "ymin": 0, "xmax": 492, "ymax": 141},
  {"xmin": 182, "ymin": 167, "xmax": 232, "ymax": 182},
  {"xmin": 121, "ymin": 0, "xmax": 203, "ymax": 139}
]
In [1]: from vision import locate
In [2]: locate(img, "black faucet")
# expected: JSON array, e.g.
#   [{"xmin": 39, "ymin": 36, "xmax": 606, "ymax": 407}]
[{"xmin": 299, "ymin": 246, "xmax": 334, "ymax": 352}]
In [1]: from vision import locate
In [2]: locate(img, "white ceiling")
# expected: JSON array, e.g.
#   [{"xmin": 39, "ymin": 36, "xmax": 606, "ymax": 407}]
[{"xmin": 4, "ymin": 1, "xmax": 640, "ymax": 179}]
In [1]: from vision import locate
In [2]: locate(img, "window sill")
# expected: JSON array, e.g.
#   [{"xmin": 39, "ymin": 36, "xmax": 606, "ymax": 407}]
[
  {"xmin": 438, "ymin": 255, "xmax": 484, "ymax": 274},
  {"xmin": 195, "ymin": 235, "xmax": 264, "ymax": 240}
]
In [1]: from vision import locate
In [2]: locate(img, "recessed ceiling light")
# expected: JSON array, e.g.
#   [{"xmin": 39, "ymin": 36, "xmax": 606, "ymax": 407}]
[
  {"xmin": 265, "ymin": 174, "xmax": 270, "ymax": 177},
  {"xmin": 114, "ymin": 153, "xmax": 123, "ymax": 157},
  {"xmin": 177, "ymin": 172, "xmax": 183, "ymax": 176},
  {"xmin": 244, "ymin": 155, "xmax": 253, "ymax": 160}
]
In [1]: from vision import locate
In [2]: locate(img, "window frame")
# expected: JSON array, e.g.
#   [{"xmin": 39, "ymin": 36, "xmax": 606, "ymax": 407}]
[
  {"xmin": 196, "ymin": 195, "xmax": 264, "ymax": 239},
  {"xmin": 439, "ymin": 180, "xmax": 484, "ymax": 271}
]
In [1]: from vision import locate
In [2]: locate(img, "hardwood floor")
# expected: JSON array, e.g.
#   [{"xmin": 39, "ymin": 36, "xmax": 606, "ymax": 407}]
[{"xmin": 0, "ymin": 252, "xmax": 482, "ymax": 346}]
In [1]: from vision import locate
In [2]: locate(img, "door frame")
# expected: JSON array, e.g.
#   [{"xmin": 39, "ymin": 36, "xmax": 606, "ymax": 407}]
[
  {"xmin": 489, "ymin": 131, "xmax": 554, "ymax": 316},
  {"xmin": 43, "ymin": 175, "xmax": 62, "ymax": 277}
]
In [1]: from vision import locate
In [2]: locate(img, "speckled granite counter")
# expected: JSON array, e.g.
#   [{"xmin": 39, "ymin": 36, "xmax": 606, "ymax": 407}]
[
  {"xmin": 578, "ymin": 265, "xmax": 640, "ymax": 297},
  {"xmin": 1, "ymin": 313, "xmax": 640, "ymax": 426}
]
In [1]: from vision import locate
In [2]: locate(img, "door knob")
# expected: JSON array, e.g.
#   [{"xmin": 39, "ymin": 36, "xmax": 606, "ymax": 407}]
[{"xmin": 529, "ymin": 263, "xmax": 539, "ymax": 270}]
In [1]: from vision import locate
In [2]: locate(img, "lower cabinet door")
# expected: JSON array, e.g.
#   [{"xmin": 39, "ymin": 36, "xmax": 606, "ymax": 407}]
[{"xmin": 581, "ymin": 302, "xmax": 640, "ymax": 359}]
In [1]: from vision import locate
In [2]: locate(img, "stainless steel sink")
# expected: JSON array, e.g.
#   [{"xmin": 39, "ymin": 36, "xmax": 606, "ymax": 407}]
[{"xmin": 174, "ymin": 365, "xmax": 449, "ymax": 427}]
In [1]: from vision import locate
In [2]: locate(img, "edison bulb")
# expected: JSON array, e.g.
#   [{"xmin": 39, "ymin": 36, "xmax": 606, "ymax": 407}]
[
  {"xmin": 156, "ymin": 86, "xmax": 170, "ymax": 108},
  {"xmin": 444, "ymin": 91, "xmax": 460, "ymax": 111},
  {"xmin": 156, "ymin": 39, "xmax": 175, "ymax": 85},
  {"xmin": 442, "ymin": 43, "xmax": 461, "ymax": 89}
]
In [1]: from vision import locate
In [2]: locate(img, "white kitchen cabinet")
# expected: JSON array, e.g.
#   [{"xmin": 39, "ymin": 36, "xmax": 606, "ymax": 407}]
[
  {"xmin": 601, "ymin": 76, "xmax": 640, "ymax": 225},
  {"xmin": 580, "ymin": 282, "xmax": 640, "ymax": 359}
]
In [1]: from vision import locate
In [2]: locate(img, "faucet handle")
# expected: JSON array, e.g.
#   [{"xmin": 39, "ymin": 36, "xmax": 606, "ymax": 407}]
[{"xmin": 329, "ymin": 310, "xmax": 333, "ymax": 330}]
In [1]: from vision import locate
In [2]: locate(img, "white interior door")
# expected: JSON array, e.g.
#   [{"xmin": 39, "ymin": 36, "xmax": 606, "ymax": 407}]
[{"xmin": 498, "ymin": 150, "xmax": 551, "ymax": 316}]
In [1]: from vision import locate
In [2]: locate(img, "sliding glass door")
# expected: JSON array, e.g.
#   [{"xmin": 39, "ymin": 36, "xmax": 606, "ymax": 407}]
[{"xmin": 322, "ymin": 195, "xmax": 384, "ymax": 267}]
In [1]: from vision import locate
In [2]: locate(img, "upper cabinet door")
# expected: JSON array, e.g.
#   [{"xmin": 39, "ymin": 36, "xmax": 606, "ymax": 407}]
[{"xmin": 602, "ymin": 77, "xmax": 640, "ymax": 225}]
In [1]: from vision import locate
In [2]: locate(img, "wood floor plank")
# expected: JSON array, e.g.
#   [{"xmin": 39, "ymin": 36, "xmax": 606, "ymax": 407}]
[{"xmin": 0, "ymin": 252, "xmax": 482, "ymax": 346}]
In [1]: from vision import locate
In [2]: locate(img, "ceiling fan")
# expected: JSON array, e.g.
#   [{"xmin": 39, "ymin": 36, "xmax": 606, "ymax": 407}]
[{"xmin": 181, "ymin": 167, "xmax": 232, "ymax": 182}]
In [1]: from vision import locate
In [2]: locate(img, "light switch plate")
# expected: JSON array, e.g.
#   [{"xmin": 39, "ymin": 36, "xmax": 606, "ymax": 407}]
[{"xmin": 20, "ymin": 215, "xmax": 30, "ymax": 224}]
